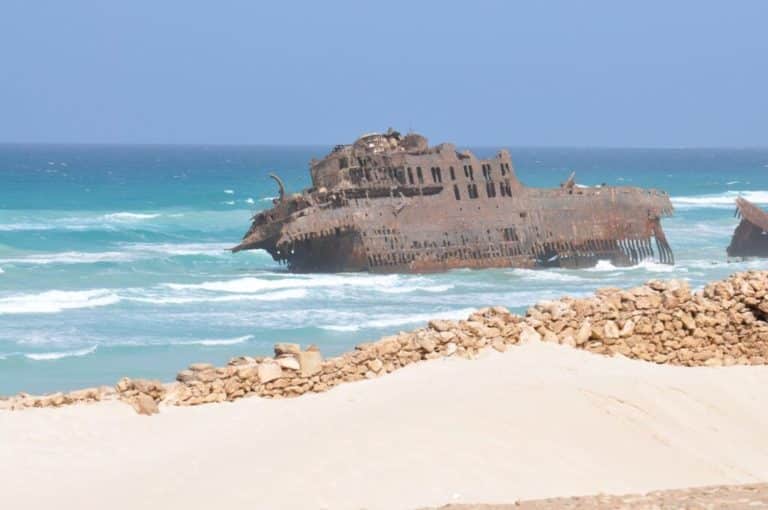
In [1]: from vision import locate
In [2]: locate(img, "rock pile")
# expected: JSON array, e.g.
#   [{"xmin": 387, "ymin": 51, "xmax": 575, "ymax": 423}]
[
  {"xmin": 3, "ymin": 271, "xmax": 768, "ymax": 415},
  {"xmin": 164, "ymin": 307, "xmax": 522, "ymax": 406},
  {"xmin": 526, "ymin": 270, "xmax": 768, "ymax": 367},
  {"xmin": 0, "ymin": 385, "xmax": 115, "ymax": 411},
  {"xmin": 115, "ymin": 378, "xmax": 167, "ymax": 415}
]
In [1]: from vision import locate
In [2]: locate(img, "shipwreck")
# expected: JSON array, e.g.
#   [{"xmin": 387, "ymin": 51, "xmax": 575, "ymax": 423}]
[
  {"xmin": 727, "ymin": 197, "xmax": 768, "ymax": 258},
  {"xmin": 234, "ymin": 130, "xmax": 674, "ymax": 273}
]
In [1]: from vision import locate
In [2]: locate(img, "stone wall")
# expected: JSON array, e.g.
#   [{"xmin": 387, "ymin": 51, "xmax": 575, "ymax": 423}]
[
  {"xmin": 527, "ymin": 270, "xmax": 768, "ymax": 366},
  {"xmin": 3, "ymin": 270, "xmax": 767, "ymax": 414}
]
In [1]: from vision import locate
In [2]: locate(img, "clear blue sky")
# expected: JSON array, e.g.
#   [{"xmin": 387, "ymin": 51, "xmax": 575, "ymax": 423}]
[{"xmin": 1, "ymin": 1, "xmax": 766, "ymax": 146}]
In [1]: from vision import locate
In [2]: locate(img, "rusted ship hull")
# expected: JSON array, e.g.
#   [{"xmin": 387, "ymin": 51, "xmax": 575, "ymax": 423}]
[
  {"xmin": 727, "ymin": 197, "xmax": 768, "ymax": 258},
  {"xmin": 234, "ymin": 131, "xmax": 674, "ymax": 273}
]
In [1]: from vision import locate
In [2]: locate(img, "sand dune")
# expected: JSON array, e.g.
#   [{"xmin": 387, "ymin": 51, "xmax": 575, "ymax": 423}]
[{"xmin": 2, "ymin": 341, "xmax": 768, "ymax": 509}]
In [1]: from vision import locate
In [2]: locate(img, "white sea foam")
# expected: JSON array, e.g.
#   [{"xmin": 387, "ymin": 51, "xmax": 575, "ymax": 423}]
[
  {"xmin": 173, "ymin": 335, "xmax": 252, "ymax": 346},
  {"xmin": 224, "ymin": 189, "xmax": 234, "ymax": 194},
  {"xmin": 102, "ymin": 212, "xmax": 160, "ymax": 221},
  {"xmin": 0, "ymin": 251, "xmax": 136, "ymax": 265},
  {"xmin": 672, "ymin": 190, "xmax": 768, "ymax": 209},
  {"xmin": 0, "ymin": 211, "xmax": 162, "ymax": 232},
  {"xmin": 507, "ymin": 268, "xmax": 585, "ymax": 282},
  {"xmin": 321, "ymin": 325, "xmax": 360, "ymax": 332},
  {"xmin": 377, "ymin": 283, "xmax": 454, "ymax": 294},
  {"xmin": 127, "ymin": 288, "xmax": 307, "ymax": 305},
  {"xmin": 165, "ymin": 274, "xmax": 401, "ymax": 294},
  {"xmin": 319, "ymin": 307, "xmax": 477, "ymax": 332},
  {"xmin": 0, "ymin": 267, "xmax": 4, "ymax": 274},
  {"xmin": 0, "ymin": 222, "xmax": 56, "ymax": 231},
  {"xmin": 121, "ymin": 242, "xmax": 233, "ymax": 257},
  {"xmin": 223, "ymin": 201, "xmax": 235, "ymax": 205},
  {"xmin": 245, "ymin": 198, "xmax": 255, "ymax": 204},
  {"xmin": 586, "ymin": 259, "xmax": 678, "ymax": 273},
  {"xmin": 261, "ymin": 196, "xmax": 278, "ymax": 202},
  {"xmin": 24, "ymin": 345, "xmax": 98, "ymax": 361},
  {"xmin": 0, "ymin": 289, "xmax": 121, "ymax": 315}
]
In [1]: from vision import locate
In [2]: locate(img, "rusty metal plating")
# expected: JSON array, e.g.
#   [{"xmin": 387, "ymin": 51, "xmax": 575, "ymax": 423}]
[
  {"xmin": 727, "ymin": 197, "xmax": 768, "ymax": 259},
  {"xmin": 233, "ymin": 130, "xmax": 675, "ymax": 273}
]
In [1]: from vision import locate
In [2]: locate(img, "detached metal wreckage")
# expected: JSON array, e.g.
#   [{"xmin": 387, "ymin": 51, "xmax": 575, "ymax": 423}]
[
  {"xmin": 233, "ymin": 130, "xmax": 675, "ymax": 273},
  {"xmin": 727, "ymin": 197, "xmax": 768, "ymax": 259}
]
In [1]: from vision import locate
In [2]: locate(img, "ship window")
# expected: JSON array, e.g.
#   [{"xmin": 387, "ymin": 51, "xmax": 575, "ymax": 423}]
[
  {"xmin": 486, "ymin": 182, "xmax": 496, "ymax": 198},
  {"xmin": 407, "ymin": 167, "xmax": 414, "ymax": 185},
  {"xmin": 453, "ymin": 184, "xmax": 461, "ymax": 200},
  {"xmin": 467, "ymin": 183, "xmax": 479, "ymax": 199},
  {"xmin": 416, "ymin": 167, "xmax": 424, "ymax": 184},
  {"xmin": 339, "ymin": 157, "xmax": 348, "ymax": 169},
  {"xmin": 500, "ymin": 162, "xmax": 506, "ymax": 176},
  {"xmin": 468, "ymin": 165, "xmax": 474, "ymax": 180},
  {"xmin": 449, "ymin": 166, "xmax": 455, "ymax": 180},
  {"xmin": 435, "ymin": 167, "xmax": 442, "ymax": 183}
]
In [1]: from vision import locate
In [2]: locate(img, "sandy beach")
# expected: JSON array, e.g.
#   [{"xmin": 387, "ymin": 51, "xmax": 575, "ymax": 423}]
[{"xmin": 3, "ymin": 341, "xmax": 768, "ymax": 510}]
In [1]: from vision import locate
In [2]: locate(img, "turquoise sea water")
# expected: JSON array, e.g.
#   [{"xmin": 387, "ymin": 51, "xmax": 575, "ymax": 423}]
[{"xmin": 1, "ymin": 145, "xmax": 767, "ymax": 395}]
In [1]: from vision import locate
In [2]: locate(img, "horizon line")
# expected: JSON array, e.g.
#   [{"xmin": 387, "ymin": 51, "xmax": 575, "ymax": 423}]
[{"xmin": 1, "ymin": 141, "xmax": 767, "ymax": 151}]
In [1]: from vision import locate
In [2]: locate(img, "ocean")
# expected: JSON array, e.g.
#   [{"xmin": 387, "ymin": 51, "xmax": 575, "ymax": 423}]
[{"xmin": 1, "ymin": 144, "xmax": 767, "ymax": 395}]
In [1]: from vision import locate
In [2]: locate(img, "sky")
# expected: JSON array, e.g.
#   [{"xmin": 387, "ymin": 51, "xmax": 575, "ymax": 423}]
[{"xmin": 0, "ymin": 1, "xmax": 766, "ymax": 147}]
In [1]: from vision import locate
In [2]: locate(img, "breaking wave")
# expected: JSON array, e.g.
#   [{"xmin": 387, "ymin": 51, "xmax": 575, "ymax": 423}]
[
  {"xmin": 0, "ymin": 289, "xmax": 121, "ymax": 315},
  {"xmin": 507, "ymin": 268, "xmax": 585, "ymax": 282},
  {"xmin": 671, "ymin": 190, "xmax": 768, "ymax": 209},
  {"xmin": 127, "ymin": 288, "xmax": 307, "ymax": 304},
  {"xmin": 165, "ymin": 274, "xmax": 402, "ymax": 293},
  {"xmin": 120, "ymin": 242, "xmax": 234, "ymax": 257},
  {"xmin": 586, "ymin": 259, "xmax": 678, "ymax": 273},
  {"xmin": 24, "ymin": 345, "xmax": 98, "ymax": 361},
  {"xmin": 0, "ymin": 251, "xmax": 135, "ymax": 265},
  {"xmin": 319, "ymin": 307, "xmax": 477, "ymax": 332},
  {"xmin": 101, "ymin": 212, "xmax": 160, "ymax": 221},
  {"xmin": 172, "ymin": 335, "xmax": 253, "ymax": 347}
]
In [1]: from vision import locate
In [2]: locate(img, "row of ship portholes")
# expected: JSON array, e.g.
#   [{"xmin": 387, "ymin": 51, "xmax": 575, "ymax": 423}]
[
  {"xmin": 349, "ymin": 159, "xmax": 513, "ymax": 189},
  {"xmin": 453, "ymin": 181, "xmax": 513, "ymax": 201}
]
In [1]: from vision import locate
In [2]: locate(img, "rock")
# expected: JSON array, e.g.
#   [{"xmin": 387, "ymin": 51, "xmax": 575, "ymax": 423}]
[
  {"xmin": 575, "ymin": 321, "xmax": 592, "ymax": 346},
  {"xmin": 236, "ymin": 365, "xmax": 257, "ymax": 380},
  {"xmin": 491, "ymin": 338, "xmax": 507, "ymax": 352},
  {"xmin": 540, "ymin": 328, "xmax": 558, "ymax": 343},
  {"xmin": 428, "ymin": 319, "xmax": 454, "ymax": 332},
  {"xmin": 367, "ymin": 359, "xmax": 384, "ymax": 373},
  {"xmin": 129, "ymin": 394, "xmax": 159, "ymax": 416},
  {"xmin": 276, "ymin": 356, "xmax": 301, "ymax": 371},
  {"xmin": 297, "ymin": 350, "xmax": 323, "ymax": 377},
  {"xmin": 444, "ymin": 342, "xmax": 457, "ymax": 356},
  {"xmin": 416, "ymin": 336, "xmax": 436, "ymax": 353},
  {"xmin": 604, "ymin": 320, "xmax": 620, "ymax": 339},
  {"xmin": 257, "ymin": 361, "xmax": 283, "ymax": 383},
  {"xmin": 189, "ymin": 363, "xmax": 214, "ymax": 372},
  {"xmin": 705, "ymin": 357, "xmax": 723, "ymax": 367},
  {"xmin": 679, "ymin": 313, "xmax": 697, "ymax": 331},
  {"xmin": 274, "ymin": 343, "xmax": 301, "ymax": 356},
  {"xmin": 519, "ymin": 325, "xmax": 541, "ymax": 343},
  {"xmin": 619, "ymin": 320, "xmax": 635, "ymax": 338},
  {"xmin": 176, "ymin": 370, "xmax": 197, "ymax": 383}
]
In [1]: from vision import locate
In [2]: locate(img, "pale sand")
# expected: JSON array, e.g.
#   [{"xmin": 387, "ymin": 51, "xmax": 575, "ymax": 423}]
[{"xmin": 2, "ymin": 342, "xmax": 768, "ymax": 510}]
